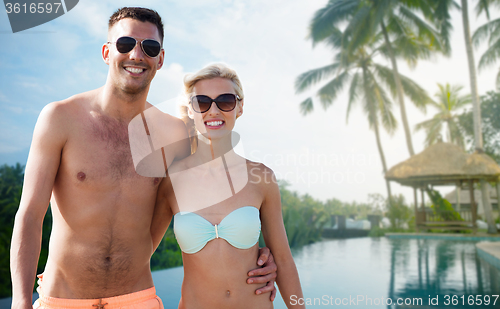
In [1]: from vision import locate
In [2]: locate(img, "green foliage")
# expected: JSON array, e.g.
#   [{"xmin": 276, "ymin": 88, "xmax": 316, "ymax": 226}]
[
  {"xmin": 368, "ymin": 226, "xmax": 386, "ymax": 237},
  {"xmin": 426, "ymin": 188, "xmax": 463, "ymax": 221},
  {"xmin": 459, "ymin": 91, "xmax": 500, "ymax": 163},
  {"xmin": 385, "ymin": 194, "xmax": 412, "ymax": 229},
  {"xmin": 150, "ymin": 228, "xmax": 183, "ymax": 271},
  {"xmin": 0, "ymin": 164, "xmax": 24, "ymax": 298},
  {"xmin": 278, "ymin": 182, "xmax": 387, "ymax": 246},
  {"xmin": 0, "ymin": 163, "xmax": 52, "ymax": 298},
  {"xmin": 368, "ymin": 225, "xmax": 416, "ymax": 237},
  {"xmin": 279, "ymin": 181, "xmax": 329, "ymax": 248},
  {"xmin": 323, "ymin": 198, "xmax": 378, "ymax": 219}
]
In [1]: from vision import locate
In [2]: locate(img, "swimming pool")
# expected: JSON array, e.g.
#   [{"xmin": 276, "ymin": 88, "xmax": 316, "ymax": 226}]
[
  {"xmin": 152, "ymin": 237, "xmax": 500, "ymax": 308},
  {"xmin": 1, "ymin": 237, "xmax": 498, "ymax": 308}
]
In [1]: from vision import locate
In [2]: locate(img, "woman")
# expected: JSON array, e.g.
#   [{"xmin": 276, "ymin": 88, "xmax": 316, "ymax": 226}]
[{"xmin": 153, "ymin": 63, "xmax": 304, "ymax": 309}]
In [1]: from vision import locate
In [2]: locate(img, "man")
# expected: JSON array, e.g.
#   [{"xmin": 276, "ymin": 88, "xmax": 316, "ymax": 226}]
[{"xmin": 10, "ymin": 7, "xmax": 276, "ymax": 309}]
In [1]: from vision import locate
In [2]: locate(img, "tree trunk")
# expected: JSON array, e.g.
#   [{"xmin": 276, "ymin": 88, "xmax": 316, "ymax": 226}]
[
  {"xmin": 361, "ymin": 64, "xmax": 392, "ymax": 203},
  {"xmin": 381, "ymin": 21, "xmax": 415, "ymax": 156},
  {"xmin": 461, "ymin": 0, "xmax": 497, "ymax": 233},
  {"xmin": 374, "ymin": 117, "xmax": 393, "ymax": 201},
  {"xmin": 461, "ymin": 0, "xmax": 483, "ymax": 151}
]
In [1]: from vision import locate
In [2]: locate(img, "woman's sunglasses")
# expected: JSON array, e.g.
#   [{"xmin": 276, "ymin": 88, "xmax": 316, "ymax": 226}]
[
  {"xmin": 108, "ymin": 36, "xmax": 162, "ymax": 58},
  {"xmin": 190, "ymin": 93, "xmax": 241, "ymax": 113}
]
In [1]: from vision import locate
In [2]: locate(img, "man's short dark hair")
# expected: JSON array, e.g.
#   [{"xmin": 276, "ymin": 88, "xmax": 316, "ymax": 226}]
[{"xmin": 108, "ymin": 7, "xmax": 164, "ymax": 44}]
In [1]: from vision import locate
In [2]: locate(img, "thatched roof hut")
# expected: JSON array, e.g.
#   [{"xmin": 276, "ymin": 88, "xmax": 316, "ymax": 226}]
[
  {"xmin": 385, "ymin": 142, "xmax": 500, "ymax": 186},
  {"xmin": 385, "ymin": 142, "xmax": 500, "ymax": 233}
]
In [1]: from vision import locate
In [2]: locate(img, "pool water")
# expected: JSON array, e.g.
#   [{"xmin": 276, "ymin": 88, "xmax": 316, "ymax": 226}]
[
  {"xmin": 152, "ymin": 237, "xmax": 500, "ymax": 308},
  {"xmin": 1, "ymin": 237, "xmax": 497, "ymax": 308}
]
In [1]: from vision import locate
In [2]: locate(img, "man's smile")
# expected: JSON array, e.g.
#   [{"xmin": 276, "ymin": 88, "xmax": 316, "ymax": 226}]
[{"xmin": 123, "ymin": 64, "xmax": 149, "ymax": 76}]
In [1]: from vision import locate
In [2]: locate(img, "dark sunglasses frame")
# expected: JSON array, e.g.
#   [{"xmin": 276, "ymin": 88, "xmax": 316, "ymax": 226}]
[
  {"xmin": 190, "ymin": 93, "xmax": 241, "ymax": 113},
  {"xmin": 107, "ymin": 36, "xmax": 162, "ymax": 58}
]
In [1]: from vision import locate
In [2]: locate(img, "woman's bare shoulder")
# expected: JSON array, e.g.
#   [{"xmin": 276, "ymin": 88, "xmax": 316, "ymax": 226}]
[{"xmin": 245, "ymin": 160, "xmax": 277, "ymax": 187}]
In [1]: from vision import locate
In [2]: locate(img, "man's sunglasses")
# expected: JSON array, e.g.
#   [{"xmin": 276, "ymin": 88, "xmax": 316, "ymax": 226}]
[
  {"xmin": 190, "ymin": 93, "xmax": 241, "ymax": 113},
  {"xmin": 108, "ymin": 36, "xmax": 162, "ymax": 58}
]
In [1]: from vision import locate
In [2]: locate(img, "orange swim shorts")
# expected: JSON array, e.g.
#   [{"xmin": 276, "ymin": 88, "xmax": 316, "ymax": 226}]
[{"xmin": 33, "ymin": 283, "xmax": 163, "ymax": 309}]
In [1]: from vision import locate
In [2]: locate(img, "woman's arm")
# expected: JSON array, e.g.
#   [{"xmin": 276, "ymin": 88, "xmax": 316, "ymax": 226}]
[{"xmin": 259, "ymin": 165, "xmax": 305, "ymax": 309}]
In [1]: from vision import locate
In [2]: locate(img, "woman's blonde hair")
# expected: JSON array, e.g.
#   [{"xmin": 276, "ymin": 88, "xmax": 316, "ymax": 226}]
[{"xmin": 180, "ymin": 63, "xmax": 244, "ymax": 153}]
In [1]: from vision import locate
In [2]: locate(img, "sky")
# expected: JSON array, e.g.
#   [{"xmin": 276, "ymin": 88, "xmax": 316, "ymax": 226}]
[{"xmin": 0, "ymin": 0, "xmax": 499, "ymax": 205}]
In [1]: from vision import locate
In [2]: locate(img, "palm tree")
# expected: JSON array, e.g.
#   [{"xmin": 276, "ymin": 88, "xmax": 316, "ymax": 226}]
[
  {"xmin": 309, "ymin": 0, "xmax": 446, "ymax": 156},
  {"xmin": 433, "ymin": 0, "xmax": 498, "ymax": 233},
  {"xmin": 415, "ymin": 83, "xmax": 471, "ymax": 148},
  {"xmin": 472, "ymin": 1, "xmax": 500, "ymax": 88},
  {"xmin": 295, "ymin": 28, "xmax": 430, "ymax": 202}
]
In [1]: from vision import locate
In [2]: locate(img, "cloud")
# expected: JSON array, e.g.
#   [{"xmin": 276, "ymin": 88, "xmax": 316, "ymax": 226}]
[
  {"xmin": 0, "ymin": 91, "xmax": 8, "ymax": 102},
  {"xmin": 16, "ymin": 79, "xmax": 56, "ymax": 95},
  {"xmin": 1, "ymin": 105, "xmax": 22, "ymax": 114}
]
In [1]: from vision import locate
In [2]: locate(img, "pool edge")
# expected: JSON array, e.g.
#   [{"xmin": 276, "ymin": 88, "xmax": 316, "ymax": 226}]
[
  {"xmin": 476, "ymin": 242, "xmax": 500, "ymax": 271},
  {"xmin": 385, "ymin": 233, "xmax": 500, "ymax": 241}
]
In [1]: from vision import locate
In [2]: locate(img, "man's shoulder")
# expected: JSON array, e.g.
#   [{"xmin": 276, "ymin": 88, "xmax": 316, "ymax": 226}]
[
  {"xmin": 141, "ymin": 104, "xmax": 189, "ymax": 150},
  {"xmin": 42, "ymin": 89, "xmax": 99, "ymax": 118},
  {"xmin": 144, "ymin": 104, "xmax": 186, "ymax": 130},
  {"xmin": 32, "ymin": 90, "xmax": 100, "ymax": 147}
]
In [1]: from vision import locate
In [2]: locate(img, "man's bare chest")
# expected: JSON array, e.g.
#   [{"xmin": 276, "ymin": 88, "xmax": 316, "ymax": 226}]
[{"xmin": 57, "ymin": 112, "xmax": 180, "ymax": 187}]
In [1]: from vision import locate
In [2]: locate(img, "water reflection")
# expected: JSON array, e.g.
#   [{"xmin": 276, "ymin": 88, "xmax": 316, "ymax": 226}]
[
  {"xmin": 388, "ymin": 239, "xmax": 500, "ymax": 308},
  {"xmin": 272, "ymin": 238, "xmax": 500, "ymax": 308}
]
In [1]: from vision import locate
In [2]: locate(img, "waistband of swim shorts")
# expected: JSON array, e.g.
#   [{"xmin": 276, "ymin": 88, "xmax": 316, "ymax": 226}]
[{"xmin": 37, "ymin": 286, "xmax": 157, "ymax": 309}]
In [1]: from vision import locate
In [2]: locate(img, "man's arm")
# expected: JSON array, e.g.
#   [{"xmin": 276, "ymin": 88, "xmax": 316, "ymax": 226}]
[
  {"xmin": 10, "ymin": 102, "xmax": 67, "ymax": 309},
  {"xmin": 259, "ymin": 168, "xmax": 304, "ymax": 308},
  {"xmin": 247, "ymin": 247, "xmax": 278, "ymax": 300},
  {"xmin": 150, "ymin": 116, "xmax": 189, "ymax": 251},
  {"xmin": 150, "ymin": 177, "xmax": 174, "ymax": 252}
]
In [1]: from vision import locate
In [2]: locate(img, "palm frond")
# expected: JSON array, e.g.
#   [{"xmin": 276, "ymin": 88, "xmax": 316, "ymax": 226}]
[
  {"xmin": 415, "ymin": 117, "xmax": 443, "ymax": 146},
  {"xmin": 488, "ymin": 19, "xmax": 500, "ymax": 45},
  {"xmin": 299, "ymin": 97, "xmax": 314, "ymax": 116},
  {"xmin": 345, "ymin": 5, "xmax": 375, "ymax": 53},
  {"xmin": 317, "ymin": 71, "xmax": 350, "ymax": 110},
  {"xmin": 373, "ymin": 63, "xmax": 431, "ymax": 112},
  {"xmin": 295, "ymin": 63, "xmax": 340, "ymax": 94},
  {"xmin": 478, "ymin": 38, "xmax": 500, "ymax": 71},
  {"xmin": 370, "ymin": 73, "xmax": 398, "ymax": 134},
  {"xmin": 309, "ymin": 0, "xmax": 360, "ymax": 45},
  {"xmin": 324, "ymin": 26, "xmax": 344, "ymax": 49},
  {"xmin": 371, "ymin": 0, "xmax": 393, "ymax": 33},
  {"xmin": 429, "ymin": 0, "xmax": 457, "ymax": 55},
  {"xmin": 387, "ymin": 33, "xmax": 434, "ymax": 67},
  {"xmin": 398, "ymin": 6, "xmax": 442, "ymax": 45},
  {"xmin": 475, "ymin": 0, "xmax": 497, "ymax": 19},
  {"xmin": 346, "ymin": 72, "xmax": 361, "ymax": 123},
  {"xmin": 472, "ymin": 18, "xmax": 500, "ymax": 48}
]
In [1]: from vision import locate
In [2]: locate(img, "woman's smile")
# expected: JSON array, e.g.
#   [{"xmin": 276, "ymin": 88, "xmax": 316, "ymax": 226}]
[{"xmin": 204, "ymin": 119, "xmax": 225, "ymax": 129}]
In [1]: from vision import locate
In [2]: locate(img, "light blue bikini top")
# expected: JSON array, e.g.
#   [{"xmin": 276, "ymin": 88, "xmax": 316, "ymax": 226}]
[{"xmin": 173, "ymin": 206, "xmax": 261, "ymax": 254}]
